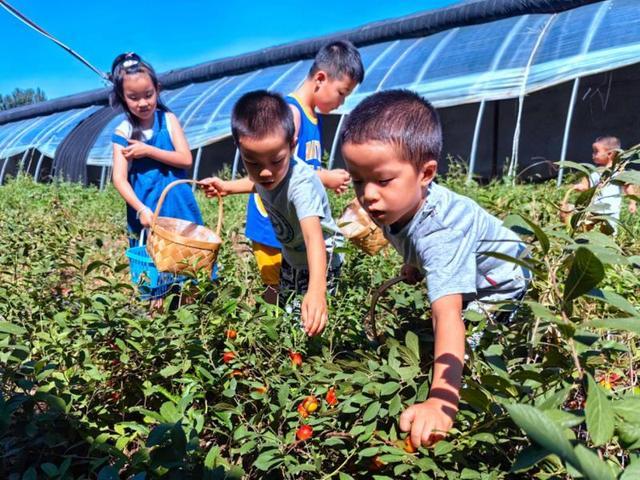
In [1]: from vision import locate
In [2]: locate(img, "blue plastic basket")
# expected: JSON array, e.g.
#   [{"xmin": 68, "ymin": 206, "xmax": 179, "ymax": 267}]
[{"xmin": 126, "ymin": 245, "xmax": 186, "ymax": 300}]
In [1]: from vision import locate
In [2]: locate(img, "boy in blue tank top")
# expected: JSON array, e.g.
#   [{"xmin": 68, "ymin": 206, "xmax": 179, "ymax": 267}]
[{"xmin": 245, "ymin": 40, "xmax": 364, "ymax": 302}]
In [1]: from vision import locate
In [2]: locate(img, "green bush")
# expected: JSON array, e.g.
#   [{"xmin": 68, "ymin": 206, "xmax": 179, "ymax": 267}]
[{"xmin": 1, "ymin": 149, "xmax": 639, "ymax": 479}]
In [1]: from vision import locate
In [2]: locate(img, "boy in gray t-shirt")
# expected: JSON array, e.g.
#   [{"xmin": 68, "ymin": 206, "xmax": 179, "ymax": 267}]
[
  {"xmin": 340, "ymin": 90, "xmax": 529, "ymax": 451},
  {"xmin": 201, "ymin": 90, "xmax": 343, "ymax": 337}
]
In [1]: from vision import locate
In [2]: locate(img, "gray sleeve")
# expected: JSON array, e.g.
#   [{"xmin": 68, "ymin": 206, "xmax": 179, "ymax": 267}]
[
  {"xmin": 289, "ymin": 175, "xmax": 325, "ymax": 222},
  {"xmin": 417, "ymin": 226, "xmax": 477, "ymax": 303}
]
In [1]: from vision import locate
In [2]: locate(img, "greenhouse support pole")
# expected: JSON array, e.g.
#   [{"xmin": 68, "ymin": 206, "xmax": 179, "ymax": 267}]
[
  {"xmin": 509, "ymin": 15, "xmax": 556, "ymax": 182},
  {"xmin": 231, "ymin": 148, "xmax": 241, "ymax": 180},
  {"xmin": 467, "ymin": 100, "xmax": 487, "ymax": 184},
  {"xmin": 19, "ymin": 148, "xmax": 30, "ymax": 172},
  {"xmin": 99, "ymin": 166, "xmax": 107, "ymax": 191},
  {"xmin": 557, "ymin": 78, "xmax": 581, "ymax": 187},
  {"xmin": 34, "ymin": 151, "xmax": 45, "ymax": 181},
  {"xmin": 328, "ymin": 115, "xmax": 345, "ymax": 170},
  {"xmin": 556, "ymin": 1, "xmax": 609, "ymax": 187},
  {"xmin": 192, "ymin": 147, "xmax": 203, "ymax": 190},
  {"xmin": 0, "ymin": 157, "xmax": 8, "ymax": 184}
]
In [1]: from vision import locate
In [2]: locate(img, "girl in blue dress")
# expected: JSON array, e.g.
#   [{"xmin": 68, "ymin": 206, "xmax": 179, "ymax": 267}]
[{"xmin": 110, "ymin": 52, "xmax": 207, "ymax": 303}]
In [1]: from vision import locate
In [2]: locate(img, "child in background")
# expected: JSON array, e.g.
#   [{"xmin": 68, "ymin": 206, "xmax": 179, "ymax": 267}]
[
  {"xmin": 201, "ymin": 91, "xmax": 344, "ymax": 336},
  {"xmin": 340, "ymin": 90, "xmax": 530, "ymax": 449},
  {"xmin": 110, "ymin": 53, "xmax": 209, "ymax": 303},
  {"xmin": 245, "ymin": 40, "xmax": 363, "ymax": 302},
  {"xmin": 569, "ymin": 136, "xmax": 636, "ymax": 232}
]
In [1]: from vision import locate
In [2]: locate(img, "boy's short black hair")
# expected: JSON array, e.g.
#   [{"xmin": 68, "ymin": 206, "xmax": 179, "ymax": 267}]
[
  {"xmin": 308, "ymin": 40, "xmax": 365, "ymax": 84},
  {"xmin": 340, "ymin": 90, "xmax": 442, "ymax": 168},
  {"xmin": 595, "ymin": 135, "xmax": 621, "ymax": 151},
  {"xmin": 231, "ymin": 90, "xmax": 295, "ymax": 144}
]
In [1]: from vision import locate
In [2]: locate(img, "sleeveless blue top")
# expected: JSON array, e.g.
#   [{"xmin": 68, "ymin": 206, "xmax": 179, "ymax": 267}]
[
  {"xmin": 244, "ymin": 94, "xmax": 322, "ymax": 248},
  {"xmin": 112, "ymin": 110, "xmax": 204, "ymax": 236}
]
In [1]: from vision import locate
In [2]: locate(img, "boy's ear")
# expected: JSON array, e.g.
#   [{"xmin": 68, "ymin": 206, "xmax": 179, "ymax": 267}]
[
  {"xmin": 418, "ymin": 160, "xmax": 438, "ymax": 188},
  {"xmin": 313, "ymin": 70, "xmax": 328, "ymax": 86},
  {"xmin": 289, "ymin": 134, "xmax": 298, "ymax": 150}
]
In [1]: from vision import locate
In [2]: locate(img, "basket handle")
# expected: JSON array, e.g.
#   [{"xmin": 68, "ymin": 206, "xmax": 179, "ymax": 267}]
[
  {"xmin": 151, "ymin": 179, "xmax": 223, "ymax": 237},
  {"xmin": 364, "ymin": 274, "xmax": 408, "ymax": 343}
]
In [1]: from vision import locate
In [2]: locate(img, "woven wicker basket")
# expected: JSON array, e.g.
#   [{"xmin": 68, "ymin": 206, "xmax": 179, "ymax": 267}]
[
  {"xmin": 338, "ymin": 198, "xmax": 388, "ymax": 255},
  {"xmin": 147, "ymin": 179, "xmax": 223, "ymax": 275}
]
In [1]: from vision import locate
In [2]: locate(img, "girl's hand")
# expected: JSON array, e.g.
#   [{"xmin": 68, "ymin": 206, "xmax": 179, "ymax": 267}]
[
  {"xmin": 301, "ymin": 288, "xmax": 327, "ymax": 336},
  {"xmin": 137, "ymin": 206, "xmax": 153, "ymax": 228},
  {"xmin": 122, "ymin": 139, "xmax": 151, "ymax": 160},
  {"xmin": 200, "ymin": 177, "xmax": 231, "ymax": 197},
  {"xmin": 401, "ymin": 264, "xmax": 423, "ymax": 284}
]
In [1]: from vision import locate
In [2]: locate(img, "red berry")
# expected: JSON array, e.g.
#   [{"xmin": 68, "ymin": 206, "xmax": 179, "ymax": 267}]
[
  {"xmin": 297, "ymin": 403, "xmax": 309, "ymax": 418},
  {"xmin": 222, "ymin": 351, "xmax": 235, "ymax": 363},
  {"xmin": 325, "ymin": 387, "xmax": 338, "ymax": 407},
  {"xmin": 289, "ymin": 351, "xmax": 303, "ymax": 366},
  {"xmin": 296, "ymin": 424, "xmax": 313, "ymax": 441},
  {"xmin": 226, "ymin": 329, "xmax": 237, "ymax": 340}
]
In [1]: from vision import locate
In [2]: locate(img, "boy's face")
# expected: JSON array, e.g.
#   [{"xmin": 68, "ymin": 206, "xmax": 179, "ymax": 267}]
[
  {"xmin": 342, "ymin": 141, "xmax": 437, "ymax": 230},
  {"xmin": 592, "ymin": 142, "xmax": 614, "ymax": 166},
  {"xmin": 238, "ymin": 131, "xmax": 294, "ymax": 190},
  {"xmin": 313, "ymin": 72, "xmax": 358, "ymax": 114}
]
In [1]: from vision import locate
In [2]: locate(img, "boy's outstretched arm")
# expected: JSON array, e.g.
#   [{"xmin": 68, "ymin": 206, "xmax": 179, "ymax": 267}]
[
  {"xmin": 572, "ymin": 176, "xmax": 590, "ymax": 192},
  {"xmin": 400, "ymin": 293, "xmax": 465, "ymax": 449},
  {"xmin": 200, "ymin": 176, "xmax": 255, "ymax": 197},
  {"xmin": 624, "ymin": 184, "xmax": 637, "ymax": 213},
  {"xmin": 299, "ymin": 216, "xmax": 328, "ymax": 336},
  {"xmin": 316, "ymin": 169, "xmax": 351, "ymax": 195}
]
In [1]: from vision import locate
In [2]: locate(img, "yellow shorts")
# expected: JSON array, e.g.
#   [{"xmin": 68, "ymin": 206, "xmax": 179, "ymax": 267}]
[{"xmin": 252, "ymin": 241, "xmax": 282, "ymax": 286}]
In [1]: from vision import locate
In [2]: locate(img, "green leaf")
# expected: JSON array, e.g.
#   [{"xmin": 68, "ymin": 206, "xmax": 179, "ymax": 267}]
[
  {"xmin": 505, "ymin": 404, "xmax": 578, "ymax": 467},
  {"xmin": 511, "ymin": 445, "xmax": 550, "ymax": 472},
  {"xmin": 479, "ymin": 251, "xmax": 543, "ymax": 278},
  {"xmin": 85, "ymin": 260, "xmax": 108, "ymax": 275},
  {"xmin": 617, "ymin": 422, "xmax": 640, "ymax": 448},
  {"xmin": 277, "ymin": 384, "xmax": 289, "ymax": 408},
  {"xmin": 363, "ymin": 401, "xmax": 381, "ymax": 422},
  {"xmin": 97, "ymin": 466, "xmax": 120, "ymax": 480},
  {"xmin": 572, "ymin": 444, "xmax": 616, "ymax": 480},
  {"xmin": 0, "ymin": 322, "xmax": 27, "ymax": 335},
  {"xmin": 586, "ymin": 289, "xmax": 640, "ymax": 316},
  {"xmin": 614, "ymin": 170, "xmax": 640, "ymax": 185},
  {"xmin": 507, "ymin": 214, "xmax": 550, "ymax": 254},
  {"xmin": 620, "ymin": 459, "xmax": 640, "ymax": 480},
  {"xmin": 358, "ymin": 446, "xmax": 380, "ymax": 458},
  {"xmin": 21, "ymin": 467, "xmax": 37, "ymax": 480},
  {"xmin": 388, "ymin": 394, "xmax": 403, "ymax": 417},
  {"xmin": 405, "ymin": 331, "xmax": 419, "ymax": 359},
  {"xmin": 563, "ymin": 247, "xmax": 605, "ymax": 305},
  {"xmin": 586, "ymin": 317, "xmax": 640, "ymax": 336},
  {"xmin": 524, "ymin": 301, "xmax": 558, "ymax": 322},
  {"xmin": 556, "ymin": 160, "xmax": 594, "ymax": 177},
  {"xmin": 204, "ymin": 445, "xmax": 220, "ymax": 469},
  {"xmin": 585, "ymin": 374, "xmax": 615, "ymax": 446},
  {"xmin": 158, "ymin": 364, "xmax": 182, "ymax": 378},
  {"xmin": 40, "ymin": 463, "xmax": 58, "ymax": 477},
  {"xmin": 585, "ymin": 373, "xmax": 614, "ymax": 446},
  {"xmin": 613, "ymin": 398, "xmax": 640, "ymax": 424},
  {"xmin": 253, "ymin": 449, "xmax": 281, "ymax": 471},
  {"xmin": 380, "ymin": 382, "xmax": 401, "ymax": 396}
]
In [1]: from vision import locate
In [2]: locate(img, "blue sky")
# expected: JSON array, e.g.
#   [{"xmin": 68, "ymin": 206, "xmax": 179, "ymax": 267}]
[{"xmin": 0, "ymin": 0, "xmax": 460, "ymax": 100}]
